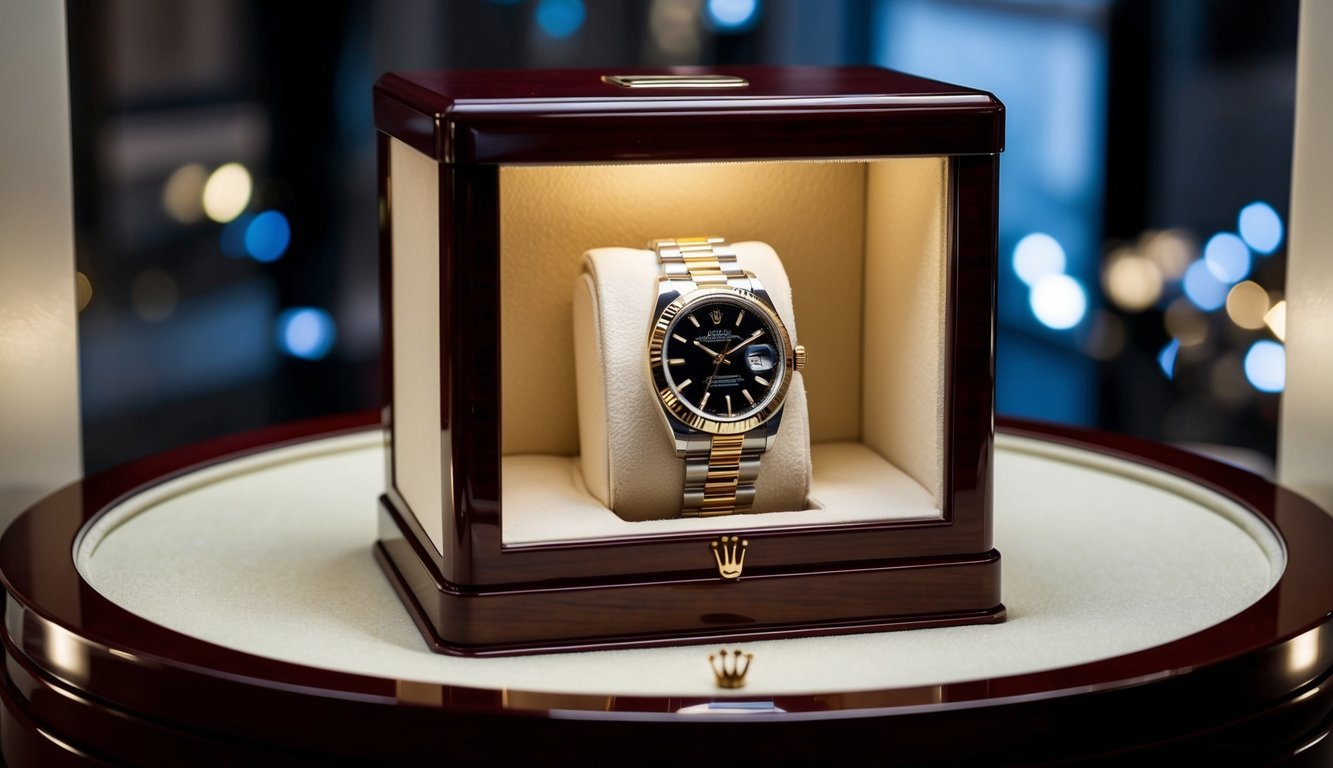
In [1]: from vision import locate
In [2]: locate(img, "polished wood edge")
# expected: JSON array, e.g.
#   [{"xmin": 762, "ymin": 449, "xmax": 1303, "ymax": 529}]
[
  {"xmin": 376, "ymin": 491, "xmax": 1004, "ymax": 655},
  {"xmin": 373, "ymin": 66, "xmax": 1005, "ymax": 164},
  {"xmin": 375, "ymin": 539, "xmax": 1005, "ymax": 657}
]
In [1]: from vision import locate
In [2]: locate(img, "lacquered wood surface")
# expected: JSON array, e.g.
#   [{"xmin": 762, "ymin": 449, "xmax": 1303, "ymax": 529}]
[
  {"xmin": 373, "ymin": 65, "xmax": 1003, "ymax": 651},
  {"xmin": 373, "ymin": 66, "xmax": 1005, "ymax": 164},
  {"xmin": 1, "ymin": 416, "xmax": 1331, "ymax": 764}
]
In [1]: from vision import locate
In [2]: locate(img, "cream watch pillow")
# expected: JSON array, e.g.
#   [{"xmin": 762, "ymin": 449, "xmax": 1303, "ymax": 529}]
[{"xmin": 572, "ymin": 241, "xmax": 813, "ymax": 522}]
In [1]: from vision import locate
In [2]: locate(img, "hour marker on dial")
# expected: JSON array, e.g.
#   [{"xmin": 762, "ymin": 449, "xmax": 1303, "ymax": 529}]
[
  {"xmin": 735, "ymin": 311, "xmax": 744, "ymax": 327},
  {"xmin": 700, "ymin": 391, "xmax": 711, "ymax": 409},
  {"xmin": 725, "ymin": 395, "xmax": 733, "ymax": 415},
  {"xmin": 668, "ymin": 358, "xmax": 685, "ymax": 365},
  {"xmin": 741, "ymin": 389, "xmax": 754, "ymax": 405},
  {"xmin": 678, "ymin": 378, "xmax": 693, "ymax": 389},
  {"xmin": 672, "ymin": 333, "xmax": 688, "ymax": 343},
  {"xmin": 688, "ymin": 314, "xmax": 701, "ymax": 328},
  {"xmin": 754, "ymin": 375, "xmax": 770, "ymax": 386}
]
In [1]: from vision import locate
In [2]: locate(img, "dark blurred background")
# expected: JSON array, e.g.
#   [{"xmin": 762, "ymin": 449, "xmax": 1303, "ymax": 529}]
[{"xmin": 67, "ymin": 0, "xmax": 1299, "ymax": 475}]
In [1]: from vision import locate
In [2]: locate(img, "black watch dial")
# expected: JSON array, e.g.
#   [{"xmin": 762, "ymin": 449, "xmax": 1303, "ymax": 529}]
[{"xmin": 662, "ymin": 298, "xmax": 785, "ymax": 421}]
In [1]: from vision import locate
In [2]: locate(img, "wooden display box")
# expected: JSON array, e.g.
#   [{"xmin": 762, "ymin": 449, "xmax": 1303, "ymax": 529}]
[{"xmin": 373, "ymin": 66, "xmax": 1004, "ymax": 656}]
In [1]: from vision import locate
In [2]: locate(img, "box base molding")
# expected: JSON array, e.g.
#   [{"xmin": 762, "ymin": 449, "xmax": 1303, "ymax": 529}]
[{"xmin": 376, "ymin": 495, "xmax": 1005, "ymax": 657}]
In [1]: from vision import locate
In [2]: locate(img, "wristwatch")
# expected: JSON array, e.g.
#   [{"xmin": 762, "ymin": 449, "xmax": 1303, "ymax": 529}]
[{"xmin": 646, "ymin": 237, "xmax": 807, "ymax": 517}]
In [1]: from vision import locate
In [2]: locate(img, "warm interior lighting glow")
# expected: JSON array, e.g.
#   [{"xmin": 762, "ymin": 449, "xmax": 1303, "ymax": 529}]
[
  {"xmin": 1224, "ymin": 281, "xmax": 1270, "ymax": 330},
  {"xmin": 1264, "ymin": 300, "xmax": 1287, "ymax": 341},
  {"xmin": 202, "ymin": 162, "xmax": 253, "ymax": 223},
  {"xmin": 1102, "ymin": 248, "xmax": 1163, "ymax": 312}
]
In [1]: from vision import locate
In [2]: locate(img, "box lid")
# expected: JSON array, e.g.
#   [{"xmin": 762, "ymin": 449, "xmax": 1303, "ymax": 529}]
[{"xmin": 374, "ymin": 66, "xmax": 1003, "ymax": 164}]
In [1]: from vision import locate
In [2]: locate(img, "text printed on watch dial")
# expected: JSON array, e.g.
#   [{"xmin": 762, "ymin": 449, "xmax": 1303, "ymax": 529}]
[{"xmin": 663, "ymin": 299, "xmax": 784, "ymax": 420}]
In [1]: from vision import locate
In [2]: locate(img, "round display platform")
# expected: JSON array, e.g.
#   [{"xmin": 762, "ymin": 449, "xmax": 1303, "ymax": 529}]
[{"xmin": 2, "ymin": 415, "xmax": 1331, "ymax": 766}]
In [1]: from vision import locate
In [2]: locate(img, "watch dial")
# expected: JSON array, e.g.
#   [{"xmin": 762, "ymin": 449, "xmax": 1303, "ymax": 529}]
[{"xmin": 662, "ymin": 299, "xmax": 784, "ymax": 421}]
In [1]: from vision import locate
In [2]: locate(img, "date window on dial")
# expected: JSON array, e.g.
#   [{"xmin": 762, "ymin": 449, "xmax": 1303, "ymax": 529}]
[{"xmin": 745, "ymin": 344, "xmax": 776, "ymax": 372}]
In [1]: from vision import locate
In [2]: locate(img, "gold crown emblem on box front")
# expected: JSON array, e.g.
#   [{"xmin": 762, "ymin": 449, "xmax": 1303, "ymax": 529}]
[
  {"xmin": 711, "ymin": 536, "xmax": 747, "ymax": 580},
  {"xmin": 709, "ymin": 649, "xmax": 753, "ymax": 689}
]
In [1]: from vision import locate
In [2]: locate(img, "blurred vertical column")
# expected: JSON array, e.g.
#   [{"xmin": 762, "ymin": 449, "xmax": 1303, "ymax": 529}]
[
  {"xmin": 0, "ymin": 4, "xmax": 82, "ymax": 525},
  {"xmin": 1279, "ymin": 1, "xmax": 1333, "ymax": 514}
]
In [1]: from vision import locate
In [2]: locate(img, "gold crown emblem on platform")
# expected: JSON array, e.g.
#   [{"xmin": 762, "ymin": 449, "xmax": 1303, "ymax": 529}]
[
  {"xmin": 710, "ymin": 308, "xmax": 723, "ymax": 325},
  {"xmin": 709, "ymin": 649, "xmax": 753, "ymax": 689},
  {"xmin": 711, "ymin": 536, "xmax": 747, "ymax": 580}
]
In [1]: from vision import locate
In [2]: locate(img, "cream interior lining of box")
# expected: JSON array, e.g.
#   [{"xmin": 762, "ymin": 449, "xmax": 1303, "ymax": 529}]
[{"xmin": 390, "ymin": 139, "xmax": 949, "ymax": 550}]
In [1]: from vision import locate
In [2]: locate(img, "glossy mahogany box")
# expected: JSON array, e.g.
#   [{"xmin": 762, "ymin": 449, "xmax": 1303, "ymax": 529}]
[{"xmin": 373, "ymin": 66, "xmax": 1005, "ymax": 655}]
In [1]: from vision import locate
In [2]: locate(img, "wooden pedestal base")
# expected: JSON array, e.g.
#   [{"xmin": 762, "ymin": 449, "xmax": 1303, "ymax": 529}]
[{"xmin": 375, "ymin": 494, "xmax": 1005, "ymax": 656}]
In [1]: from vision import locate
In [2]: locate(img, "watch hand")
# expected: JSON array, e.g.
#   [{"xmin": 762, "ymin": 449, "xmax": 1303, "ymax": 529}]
[
  {"xmin": 692, "ymin": 339, "xmax": 732, "ymax": 365},
  {"xmin": 720, "ymin": 329, "xmax": 765, "ymax": 358}
]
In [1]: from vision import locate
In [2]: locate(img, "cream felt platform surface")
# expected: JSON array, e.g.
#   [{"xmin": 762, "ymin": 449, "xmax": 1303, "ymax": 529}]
[{"xmin": 76, "ymin": 431, "xmax": 1281, "ymax": 698}]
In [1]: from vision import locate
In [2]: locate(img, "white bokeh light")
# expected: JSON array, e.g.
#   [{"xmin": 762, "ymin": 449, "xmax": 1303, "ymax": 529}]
[
  {"xmin": 201, "ymin": 163, "xmax": 252, "ymax": 224},
  {"xmin": 1013, "ymin": 232, "xmax": 1067, "ymax": 286},
  {"xmin": 1029, "ymin": 274, "xmax": 1087, "ymax": 330}
]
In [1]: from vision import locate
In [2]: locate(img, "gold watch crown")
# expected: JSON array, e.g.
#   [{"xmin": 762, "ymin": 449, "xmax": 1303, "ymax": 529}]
[
  {"xmin": 709, "ymin": 649, "xmax": 753, "ymax": 689},
  {"xmin": 793, "ymin": 345, "xmax": 807, "ymax": 371}
]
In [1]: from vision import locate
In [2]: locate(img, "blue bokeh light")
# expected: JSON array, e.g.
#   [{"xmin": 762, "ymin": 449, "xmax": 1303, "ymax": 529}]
[
  {"xmin": 1182, "ymin": 259, "xmax": 1229, "ymax": 311},
  {"xmin": 1012, "ymin": 232, "xmax": 1066, "ymax": 286},
  {"xmin": 276, "ymin": 307, "xmax": 336, "ymax": 361},
  {"xmin": 1237, "ymin": 201, "xmax": 1283, "ymax": 255},
  {"xmin": 1202, "ymin": 233, "xmax": 1251, "ymax": 284},
  {"xmin": 1243, "ymin": 340, "xmax": 1285, "ymax": 393},
  {"xmin": 244, "ymin": 211, "xmax": 291, "ymax": 263},
  {"xmin": 705, "ymin": 0, "xmax": 761, "ymax": 31},
  {"xmin": 1158, "ymin": 338, "xmax": 1180, "ymax": 380},
  {"xmin": 535, "ymin": 0, "xmax": 585, "ymax": 38}
]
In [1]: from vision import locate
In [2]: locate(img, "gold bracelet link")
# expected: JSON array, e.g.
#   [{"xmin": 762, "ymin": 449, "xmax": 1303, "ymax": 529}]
[{"xmin": 651, "ymin": 237, "xmax": 753, "ymax": 292}]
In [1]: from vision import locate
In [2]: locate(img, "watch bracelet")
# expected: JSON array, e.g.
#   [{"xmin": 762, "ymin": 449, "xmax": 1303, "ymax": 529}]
[{"xmin": 652, "ymin": 236, "xmax": 768, "ymax": 517}]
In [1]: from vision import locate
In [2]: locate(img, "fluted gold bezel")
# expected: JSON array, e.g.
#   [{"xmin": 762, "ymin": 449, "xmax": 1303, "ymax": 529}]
[{"xmin": 648, "ymin": 286, "xmax": 795, "ymax": 435}]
